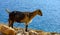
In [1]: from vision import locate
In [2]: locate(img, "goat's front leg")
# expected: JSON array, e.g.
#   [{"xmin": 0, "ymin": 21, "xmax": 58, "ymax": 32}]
[
  {"xmin": 25, "ymin": 24, "xmax": 28, "ymax": 32},
  {"xmin": 9, "ymin": 20, "xmax": 14, "ymax": 28}
]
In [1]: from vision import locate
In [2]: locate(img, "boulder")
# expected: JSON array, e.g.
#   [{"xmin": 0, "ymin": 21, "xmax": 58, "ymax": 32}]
[{"xmin": 0, "ymin": 24, "xmax": 17, "ymax": 35}]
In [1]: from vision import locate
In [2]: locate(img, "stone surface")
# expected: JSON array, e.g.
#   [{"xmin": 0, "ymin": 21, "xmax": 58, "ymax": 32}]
[
  {"xmin": 0, "ymin": 24, "xmax": 17, "ymax": 35},
  {"xmin": 0, "ymin": 24, "xmax": 60, "ymax": 35}
]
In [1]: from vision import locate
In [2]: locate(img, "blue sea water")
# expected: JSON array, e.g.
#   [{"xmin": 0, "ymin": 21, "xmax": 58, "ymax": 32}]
[{"xmin": 0, "ymin": 0, "xmax": 60, "ymax": 33}]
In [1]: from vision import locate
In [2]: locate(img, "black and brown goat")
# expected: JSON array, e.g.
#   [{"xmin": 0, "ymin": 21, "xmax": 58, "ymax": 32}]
[{"xmin": 6, "ymin": 9, "xmax": 43, "ymax": 32}]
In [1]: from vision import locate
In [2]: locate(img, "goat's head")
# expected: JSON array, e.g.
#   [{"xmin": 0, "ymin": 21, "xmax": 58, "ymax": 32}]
[{"xmin": 36, "ymin": 9, "xmax": 43, "ymax": 16}]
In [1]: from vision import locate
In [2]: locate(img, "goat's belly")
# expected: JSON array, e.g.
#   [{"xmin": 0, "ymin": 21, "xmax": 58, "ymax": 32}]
[
  {"xmin": 14, "ymin": 19, "xmax": 24, "ymax": 23},
  {"xmin": 14, "ymin": 17, "xmax": 25, "ymax": 23}
]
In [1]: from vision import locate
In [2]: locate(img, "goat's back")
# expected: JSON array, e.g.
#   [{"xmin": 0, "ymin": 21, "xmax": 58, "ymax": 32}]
[{"xmin": 9, "ymin": 11, "xmax": 25, "ymax": 22}]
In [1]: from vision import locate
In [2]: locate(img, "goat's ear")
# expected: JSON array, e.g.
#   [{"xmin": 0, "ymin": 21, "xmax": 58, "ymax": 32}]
[{"xmin": 5, "ymin": 8, "xmax": 11, "ymax": 13}]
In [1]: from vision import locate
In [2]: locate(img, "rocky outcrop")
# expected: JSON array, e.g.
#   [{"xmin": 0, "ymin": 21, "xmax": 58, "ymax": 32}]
[
  {"xmin": 0, "ymin": 24, "xmax": 60, "ymax": 35},
  {"xmin": 0, "ymin": 24, "xmax": 17, "ymax": 35}
]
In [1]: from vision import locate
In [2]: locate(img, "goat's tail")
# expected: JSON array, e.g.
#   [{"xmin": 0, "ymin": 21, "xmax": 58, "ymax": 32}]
[{"xmin": 5, "ymin": 9, "xmax": 11, "ymax": 13}]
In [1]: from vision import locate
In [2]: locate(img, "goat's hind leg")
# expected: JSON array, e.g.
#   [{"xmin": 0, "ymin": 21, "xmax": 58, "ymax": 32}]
[{"xmin": 9, "ymin": 19, "xmax": 14, "ymax": 28}]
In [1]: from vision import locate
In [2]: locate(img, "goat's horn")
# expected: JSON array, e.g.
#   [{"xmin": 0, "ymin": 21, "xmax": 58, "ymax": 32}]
[{"xmin": 5, "ymin": 9, "xmax": 11, "ymax": 13}]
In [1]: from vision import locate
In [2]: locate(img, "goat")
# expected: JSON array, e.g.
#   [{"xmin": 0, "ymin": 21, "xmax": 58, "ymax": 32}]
[{"xmin": 6, "ymin": 9, "xmax": 43, "ymax": 32}]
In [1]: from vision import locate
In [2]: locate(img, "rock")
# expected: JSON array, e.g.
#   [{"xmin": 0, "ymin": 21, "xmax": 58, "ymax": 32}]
[
  {"xmin": 51, "ymin": 32, "xmax": 60, "ymax": 35},
  {"xmin": 29, "ymin": 30, "xmax": 38, "ymax": 35},
  {"xmin": 0, "ymin": 24, "xmax": 60, "ymax": 35},
  {"xmin": 0, "ymin": 24, "xmax": 17, "ymax": 35}
]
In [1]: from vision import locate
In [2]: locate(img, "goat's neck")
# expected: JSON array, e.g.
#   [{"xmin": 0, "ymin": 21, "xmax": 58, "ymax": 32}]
[{"xmin": 29, "ymin": 11, "xmax": 38, "ymax": 20}]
